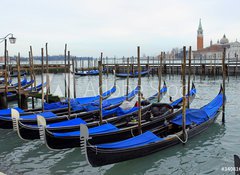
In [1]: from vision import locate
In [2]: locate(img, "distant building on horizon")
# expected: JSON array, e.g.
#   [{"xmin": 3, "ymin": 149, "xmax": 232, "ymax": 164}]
[{"xmin": 193, "ymin": 20, "xmax": 240, "ymax": 61}]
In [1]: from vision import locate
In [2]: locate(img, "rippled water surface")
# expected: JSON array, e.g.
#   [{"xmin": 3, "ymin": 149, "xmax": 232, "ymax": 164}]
[{"xmin": 0, "ymin": 74, "xmax": 239, "ymax": 175}]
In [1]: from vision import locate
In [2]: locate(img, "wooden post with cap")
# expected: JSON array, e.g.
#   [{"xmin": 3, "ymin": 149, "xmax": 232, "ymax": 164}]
[
  {"xmin": 41, "ymin": 48, "xmax": 44, "ymax": 112},
  {"xmin": 64, "ymin": 44, "xmax": 67, "ymax": 98},
  {"xmin": 182, "ymin": 46, "xmax": 187, "ymax": 142},
  {"xmin": 68, "ymin": 51, "xmax": 71, "ymax": 118},
  {"xmin": 99, "ymin": 52, "xmax": 103, "ymax": 125},
  {"xmin": 126, "ymin": 57, "xmax": 130, "ymax": 100},
  {"xmin": 17, "ymin": 53, "xmax": 21, "ymax": 108},
  {"xmin": 222, "ymin": 48, "xmax": 226, "ymax": 123},
  {"xmin": 187, "ymin": 46, "xmax": 192, "ymax": 108},
  {"xmin": 157, "ymin": 52, "xmax": 163, "ymax": 102},
  {"xmin": 137, "ymin": 46, "xmax": 142, "ymax": 134}
]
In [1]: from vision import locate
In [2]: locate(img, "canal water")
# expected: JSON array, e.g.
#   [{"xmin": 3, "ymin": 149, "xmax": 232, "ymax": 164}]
[{"xmin": 0, "ymin": 74, "xmax": 239, "ymax": 175}]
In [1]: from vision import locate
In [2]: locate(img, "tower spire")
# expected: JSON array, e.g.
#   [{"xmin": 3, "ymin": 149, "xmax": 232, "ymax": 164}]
[
  {"xmin": 197, "ymin": 18, "xmax": 203, "ymax": 50},
  {"xmin": 197, "ymin": 18, "xmax": 203, "ymax": 36}
]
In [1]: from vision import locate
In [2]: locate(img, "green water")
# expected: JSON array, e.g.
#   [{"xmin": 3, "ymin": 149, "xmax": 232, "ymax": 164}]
[{"xmin": 0, "ymin": 74, "xmax": 239, "ymax": 175}]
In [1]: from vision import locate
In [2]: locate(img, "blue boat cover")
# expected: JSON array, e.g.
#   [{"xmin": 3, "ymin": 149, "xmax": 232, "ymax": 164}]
[
  {"xmin": 147, "ymin": 86, "xmax": 167, "ymax": 101},
  {"xmin": 126, "ymin": 86, "xmax": 139, "ymax": 99},
  {"xmin": 48, "ymin": 118, "xmax": 87, "ymax": 128},
  {"xmin": 0, "ymin": 107, "xmax": 25, "ymax": 116},
  {"xmin": 101, "ymin": 106, "xmax": 139, "ymax": 118},
  {"xmin": 170, "ymin": 88, "xmax": 197, "ymax": 107},
  {"xmin": 102, "ymin": 86, "xmax": 116, "ymax": 98},
  {"xmin": 52, "ymin": 123, "xmax": 119, "ymax": 137},
  {"xmin": 44, "ymin": 86, "xmax": 116, "ymax": 110},
  {"xmin": 74, "ymin": 87, "xmax": 139, "ymax": 112},
  {"xmin": 171, "ymin": 92, "xmax": 223, "ymax": 126},
  {"xmin": 20, "ymin": 112, "xmax": 57, "ymax": 120},
  {"xmin": 201, "ymin": 93, "xmax": 223, "ymax": 117},
  {"xmin": 97, "ymin": 131, "xmax": 163, "ymax": 149},
  {"xmin": 171, "ymin": 109, "xmax": 209, "ymax": 126},
  {"xmin": 12, "ymin": 77, "xmax": 27, "ymax": 87}
]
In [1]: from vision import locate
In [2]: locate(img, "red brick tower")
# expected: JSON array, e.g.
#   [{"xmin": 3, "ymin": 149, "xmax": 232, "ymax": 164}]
[{"xmin": 197, "ymin": 19, "xmax": 203, "ymax": 50}]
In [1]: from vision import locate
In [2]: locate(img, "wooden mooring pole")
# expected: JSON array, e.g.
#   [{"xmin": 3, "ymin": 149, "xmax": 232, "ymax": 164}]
[
  {"xmin": 99, "ymin": 53, "xmax": 103, "ymax": 125},
  {"xmin": 222, "ymin": 48, "xmax": 226, "ymax": 123},
  {"xmin": 137, "ymin": 46, "xmax": 142, "ymax": 134},
  {"xmin": 187, "ymin": 46, "xmax": 192, "ymax": 108},
  {"xmin": 41, "ymin": 48, "xmax": 44, "ymax": 112},
  {"xmin": 182, "ymin": 46, "xmax": 187, "ymax": 142}
]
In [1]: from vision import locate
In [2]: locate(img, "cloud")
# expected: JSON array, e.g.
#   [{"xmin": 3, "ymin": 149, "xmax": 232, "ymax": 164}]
[{"xmin": 1, "ymin": 0, "xmax": 240, "ymax": 57}]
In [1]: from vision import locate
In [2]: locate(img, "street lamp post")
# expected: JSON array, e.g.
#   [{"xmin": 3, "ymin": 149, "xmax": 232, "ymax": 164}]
[{"xmin": 0, "ymin": 33, "xmax": 16, "ymax": 109}]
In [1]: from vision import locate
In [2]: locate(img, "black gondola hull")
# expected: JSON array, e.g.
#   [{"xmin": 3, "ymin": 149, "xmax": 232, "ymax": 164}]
[{"xmin": 85, "ymin": 112, "xmax": 220, "ymax": 167}]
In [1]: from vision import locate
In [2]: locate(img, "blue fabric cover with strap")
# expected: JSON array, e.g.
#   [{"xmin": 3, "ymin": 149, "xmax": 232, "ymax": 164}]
[
  {"xmin": 52, "ymin": 123, "xmax": 119, "ymax": 137},
  {"xmin": 76, "ymin": 87, "xmax": 138, "ymax": 112},
  {"xmin": 44, "ymin": 86, "xmax": 116, "ymax": 110},
  {"xmin": 0, "ymin": 107, "xmax": 25, "ymax": 116},
  {"xmin": 170, "ymin": 88, "xmax": 196, "ymax": 107},
  {"xmin": 97, "ymin": 131, "xmax": 163, "ymax": 149},
  {"xmin": 171, "ymin": 109, "xmax": 209, "ymax": 126},
  {"xmin": 171, "ymin": 92, "xmax": 223, "ymax": 126},
  {"xmin": 47, "ymin": 118, "xmax": 87, "ymax": 128},
  {"xmin": 147, "ymin": 86, "xmax": 167, "ymax": 101},
  {"xmin": 12, "ymin": 77, "xmax": 27, "ymax": 87},
  {"xmin": 20, "ymin": 112, "xmax": 57, "ymax": 120}
]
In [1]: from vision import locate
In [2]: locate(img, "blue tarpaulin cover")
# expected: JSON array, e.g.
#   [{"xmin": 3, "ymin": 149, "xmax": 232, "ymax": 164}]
[
  {"xmin": 20, "ymin": 112, "xmax": 57, "ymax": 120},
  {"xmin": 75, "ymin": 86, "xmax": 139, "ymax": 112},
  {"xmin": 48, "ymin": 118, "xmax": 87, "ymax": 128},
  {"xmin": 147, "ymin": 86, "xmax": 167, "ymax": 101},
  {"xmin": 52, "ymin": 123, "xmax": 119, "ymax": 137},
  {"xmin": 171, "ymin": 92, "xmax": 223, "ymax": 126},
  {"xmin": 170, "ymin": 88, "xmax": 197, "ymax": 107},
  {"xmin": 0, "ymin": 107, "xmax": 25, "ymax": 116},
  {"xmin": 44, "ymin": 86, "xmax": 116, "ymax": 110},
  {"xmin": 97, "ymin": 131, "xmax": 163, "ymax": 149}
]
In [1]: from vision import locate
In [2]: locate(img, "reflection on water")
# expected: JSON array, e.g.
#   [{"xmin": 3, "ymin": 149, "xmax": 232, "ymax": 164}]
[{"xmin": 1, "ymin": 74, "xmax": 239, "ymax": 175}]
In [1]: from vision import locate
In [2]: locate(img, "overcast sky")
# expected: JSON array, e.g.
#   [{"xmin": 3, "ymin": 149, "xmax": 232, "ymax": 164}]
[{"xmin": 1, "ymin": 0, "xmax": 240, "ymax": 57}]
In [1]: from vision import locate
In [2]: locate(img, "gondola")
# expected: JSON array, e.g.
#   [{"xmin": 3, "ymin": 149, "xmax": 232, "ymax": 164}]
[
  {"xmin": 75, "ymin": 70, "xmax": 99, "ymax": 76},
  {"xmin": 9, "ymin": 72, "xmax": 26, "ymax": 78},
  {"xmin": 115, "ymin": 69, "xmax": 151, "ymax": 78},
  {"xmin": 43, "ymin": 84, "xmax": 117, "ymax": 111},
  {"xmin": 0, "ymin": 76, "xmax": 27, "ymax": 89},
  {"xmin": 2, "ymin": 86, "xmax": 138, "ymax": 129},
  {"xmin": 234, "ymin": 155, "xmax": 240, "ymax": 175},
  {"xmin": 7, "ymin": 82, "xmax": 47, "ymax": 102},
  {"xmin": 0, "ymin": 85, "xmax": 117, "ymax": 128},
  {"xmin": 81, "ymin": 86, "xmax": 224, "ymax": 167},
  {"xmin": 0, "ymin": 84, "xmax": 116, "ymax": 117},
  {"xmin": 35, "ymin": 83, "xmax": 195, "ymax": 149},
  {"xmin": 11, "ymin": 86, "xmax": 143, "ymax": 140}
]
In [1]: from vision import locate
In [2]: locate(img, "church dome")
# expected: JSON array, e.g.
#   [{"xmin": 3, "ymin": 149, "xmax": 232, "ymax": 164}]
[{"xmin": 220, "ymin": 34, "xmax": 229, "ymax": 44}]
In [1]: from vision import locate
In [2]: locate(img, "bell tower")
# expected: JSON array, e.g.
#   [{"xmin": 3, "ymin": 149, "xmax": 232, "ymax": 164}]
[{"xmin": 197, "ymin": 19, "xmax": 203, "ymax": 50}]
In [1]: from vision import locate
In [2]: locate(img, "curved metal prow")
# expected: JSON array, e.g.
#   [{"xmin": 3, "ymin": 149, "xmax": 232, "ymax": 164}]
[
  {"xmin": 11, "ymin": 108, "xmax": 20, "ymax": 131},
  {"xmin": 80, "ymin": 124, "xmax": 91, "ymax": 165},
  {"xmin": 37, "ymin": 115, "xmax": 46, "ymax": 144},
  {"xmin": 11, "ymin": 109, "xmax": 27, "ymax": 141}
]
